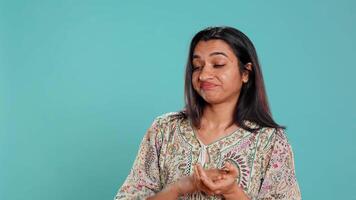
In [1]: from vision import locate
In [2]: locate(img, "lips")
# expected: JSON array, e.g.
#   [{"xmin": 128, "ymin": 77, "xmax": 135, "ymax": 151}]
[{"xmin": 200, "ymin": 81, "xmax": 218, "ymax": 90}]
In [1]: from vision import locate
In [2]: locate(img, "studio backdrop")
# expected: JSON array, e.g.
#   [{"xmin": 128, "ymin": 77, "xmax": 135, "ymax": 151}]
[{"xmin": 1, "ymin": 0, "xmax": 355, "ymax": 199}]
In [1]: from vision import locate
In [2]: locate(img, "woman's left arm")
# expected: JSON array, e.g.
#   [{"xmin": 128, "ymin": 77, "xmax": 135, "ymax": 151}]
[
  {"xmin": 256, "ymin": 128, "xmax": 302, "ymax": 200},
  {"xmin": 196, "ymin": 128, "xmax": 301, "ymax": 200}
]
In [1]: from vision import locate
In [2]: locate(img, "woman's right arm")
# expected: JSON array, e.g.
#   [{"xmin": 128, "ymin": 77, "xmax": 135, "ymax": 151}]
[
  {"xmin": 146, "ymin": 185, "xmax": 180, "ymax": 200},
  {"xmin": 114, "ymin": 118, "xmax": 164, "ymax": 200},
  {"xmin": 147, "ymin": 176, "xmax": 195, "ymax": 200},
  {"xmin": 114, "ymin": 116, "xmax": 223, "ymax": 199}
]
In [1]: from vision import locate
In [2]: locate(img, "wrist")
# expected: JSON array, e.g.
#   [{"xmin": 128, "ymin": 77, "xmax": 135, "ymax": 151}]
[{"xmin": 167, "ymin": 183, "xmax": 181, "ymax": 198}]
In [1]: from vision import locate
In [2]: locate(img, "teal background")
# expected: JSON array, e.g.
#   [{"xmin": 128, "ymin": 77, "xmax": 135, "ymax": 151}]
[{"xmin": 1, "ymin": 0, "xmax": 355, "ymax": 199}]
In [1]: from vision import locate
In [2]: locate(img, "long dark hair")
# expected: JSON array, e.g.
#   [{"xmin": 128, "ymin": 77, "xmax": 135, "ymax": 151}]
[{"xmin": 180, "ymin": 26, "xmax": 285, "ymax": 132}]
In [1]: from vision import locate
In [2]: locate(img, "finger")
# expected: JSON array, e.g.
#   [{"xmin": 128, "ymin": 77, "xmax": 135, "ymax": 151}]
[
  {"xmin": 194, "ymin": 164, "xmax": 202, "ymax": 180},
  {"xmin": 197, "ymin": 166, "xmax": 221, "ymax": 191},
  {"xmin": 194, "ymin": 165, "xmax": 204, "ymax": 190},
  {"xmin": 196, "ymin": 165, "xmax": 222, "ymax": 194},
  {"xmin": 225, "ymin": 161, "xmax": 239, "ymax": 178},
  {"xmin": 196, "ymin": 164, "xmax": 204, "ymax": 176},
  {"xmin": 197, "ymin": 164, "xmax": 209, "ymax": 180},
  {"xmin": 193, "ymin": 166, "xmax": 199, "ymax": 184},
  {"xmin": 198, "ymin": 165, "xmax": 219, "ymax": 187},
  {"xmin": 201, "ymin": 183, "xmax": 215, "ymax": 195},
  {"xmin": 214, "ymin": 190, "xmax": 222, "ymax": 195},
  {"xmin": 212, "ymin": 173, "xmax": 224, "ymax": 182},
  {"xmin": 194, "ymin": 168, "xmax": 216, "ymax": 195},
  {"xmin": 200, "ymin": 174, "xmax": 219, "ymax": 191},
  {"xmin": 205, "ymin": 169, "xmax": 220, "ymax": 180},
  {"xmin": 196, "ymin": 165, "xmax": 212, "ymax": 186},
  {"xmin": 194, "ymin": 165, "xmax": 210, "ymax": 191}
]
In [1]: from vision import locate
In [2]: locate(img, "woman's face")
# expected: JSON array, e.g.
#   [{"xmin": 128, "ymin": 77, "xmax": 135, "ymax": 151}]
[{"xmin": 192, "ymin": 39, "xmax": 249, "ymax": 105}]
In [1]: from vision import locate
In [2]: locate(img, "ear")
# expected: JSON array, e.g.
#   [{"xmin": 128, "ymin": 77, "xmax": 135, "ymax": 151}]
[{"xmin": 242, "ymin": 62, "xmax": 252, "ymax": 83}]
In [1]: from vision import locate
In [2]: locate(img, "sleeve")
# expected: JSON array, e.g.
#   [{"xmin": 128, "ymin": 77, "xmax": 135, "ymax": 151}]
[
  {"xmin": 257, "ymin": 128, "xmax": 302, "ymax": 200},
  {"xmin": 114, "ymin": 118, "xmax": 164, "ymax": 200}
]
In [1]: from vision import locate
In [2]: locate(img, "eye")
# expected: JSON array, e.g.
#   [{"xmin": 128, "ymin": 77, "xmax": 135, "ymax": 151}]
[
  {"xmin": 213, "ymin": 64, "xmax": 225, "ymax": 68},
  {"xmin": 192, "ymin": 65, "xmax": 202, "ymax": 72}
]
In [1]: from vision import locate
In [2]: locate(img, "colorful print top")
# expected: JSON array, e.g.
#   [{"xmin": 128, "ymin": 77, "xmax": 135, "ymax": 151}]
[{"xmin": 114, "ymin": 112, "xmax": 301, "ymax": 200}]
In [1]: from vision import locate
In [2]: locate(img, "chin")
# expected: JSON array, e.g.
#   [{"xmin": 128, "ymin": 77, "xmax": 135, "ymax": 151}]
[{"xmin": 202, "ymin": 97, "xmax": 225, "ymax": 105}]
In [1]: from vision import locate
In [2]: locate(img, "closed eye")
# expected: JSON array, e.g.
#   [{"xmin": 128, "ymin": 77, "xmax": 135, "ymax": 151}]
[
  {"xmin": 213, "ymin": 64, "xmax": 225, "ymax": 68},
  {"xmin": 192, "ymin": 66, "xmax": 202, "ymax": 71}
]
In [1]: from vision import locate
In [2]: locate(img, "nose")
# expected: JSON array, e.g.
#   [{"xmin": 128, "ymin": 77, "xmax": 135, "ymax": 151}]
[{"xmin": 198, "ymin": 66, "xmax": 213, "ymax": 81}]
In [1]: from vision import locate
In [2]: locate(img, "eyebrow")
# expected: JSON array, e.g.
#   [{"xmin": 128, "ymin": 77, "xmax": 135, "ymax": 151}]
[{"xmin": 193, "ymin": 51, "xmax": 229, "ymax": 59}]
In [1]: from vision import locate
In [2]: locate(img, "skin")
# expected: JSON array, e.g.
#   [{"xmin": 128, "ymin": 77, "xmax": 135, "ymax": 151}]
[
  {"xmin": 148, "ymin": 39, "xmax": 252, "ymax": 200},
  {"xmin": 191, "ymin": 39, "xmax": 252, "ymax": 145}
]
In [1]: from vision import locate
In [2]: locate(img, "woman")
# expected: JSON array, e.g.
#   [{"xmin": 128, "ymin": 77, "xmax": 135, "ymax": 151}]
[{"xmin": 114, "ymin": 26, "xmax": 301, "ymax": 199}]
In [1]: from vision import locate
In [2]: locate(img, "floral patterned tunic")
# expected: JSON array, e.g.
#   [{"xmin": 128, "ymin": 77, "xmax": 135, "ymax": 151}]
[{"xmin": 114, "ymin": 112, "xmax": 301, "ymax": 200}]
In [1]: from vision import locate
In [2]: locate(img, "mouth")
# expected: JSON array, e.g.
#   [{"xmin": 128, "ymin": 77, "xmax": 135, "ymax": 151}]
[{"xmin": 200, "ymin": 82, "xmax": 218, "ymax": 90}]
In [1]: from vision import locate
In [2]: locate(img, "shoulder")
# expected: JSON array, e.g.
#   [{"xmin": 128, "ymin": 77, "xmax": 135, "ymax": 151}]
[
  {"xmin": 266, "ymin": 128, "xmax": 295, "ymax": 157},
  {"xmin": 152, "ymin": 112, "xmax": 186, "ymax": 129},
  {"xmin": 152, "ymin": 111, "xmax": 186, "ymax": 127},
  {"xmin": 143, "ymin": 112, "xmax": 183, "ymax": 144},
  {"xmin": 144, "ymin": 112, "xmax": 185, "ymax": 144},
  {"xmin": 244, "ymin": 119, "xmax": 290, "ymax": 141},
  {"xmin": 243, "ymin": 120, "xmax": 289, "ymax": 139},
  {"xmin": 247, "ymin": 122, "xmax": 292, "ymax": 151}
]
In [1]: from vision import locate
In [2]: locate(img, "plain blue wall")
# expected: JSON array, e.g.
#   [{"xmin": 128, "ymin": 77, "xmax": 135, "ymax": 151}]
[{"xmin": 1, "ymin": 0, "xmax": 355, "ymax": 199}]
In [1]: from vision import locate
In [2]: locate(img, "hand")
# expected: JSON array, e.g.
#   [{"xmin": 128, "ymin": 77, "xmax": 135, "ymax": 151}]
[
  {"xmin": 172, "ymin": 165, "xmax": 227, "ymax": 197},
  {"xmin": 193, "ymin": 164, "xmax": 226, "ymax": 195},
  {"xmin": 196, "ymin": 161, "xmax": 240, "ymax": 196}
]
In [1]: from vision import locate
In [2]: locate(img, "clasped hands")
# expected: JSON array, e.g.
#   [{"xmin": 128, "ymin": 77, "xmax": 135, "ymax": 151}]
[{"xmin": 172, "ymin": 161, "xmax": 243, "ymax": 199}]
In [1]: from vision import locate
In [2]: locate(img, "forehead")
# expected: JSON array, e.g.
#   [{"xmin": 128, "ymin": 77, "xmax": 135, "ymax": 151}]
[{"xmin": 193, "ymin": 39, "xmax": 235, "ymax": 58}]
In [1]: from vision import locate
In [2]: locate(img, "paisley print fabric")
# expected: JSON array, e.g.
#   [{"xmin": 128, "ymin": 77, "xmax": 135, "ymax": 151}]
[{"xmin": 114, "ymin": 112, "xmax": 301, "ymax": 200}]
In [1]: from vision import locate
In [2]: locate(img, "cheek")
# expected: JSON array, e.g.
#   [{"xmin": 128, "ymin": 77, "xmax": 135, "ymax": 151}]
[
  {"xmin": 219, "ymin": 73, "xmax": 229, "ymax": 81},
  {"xmin": 191, "ymin": 73, "xmax": 200, "ymax": 89},
  {"xmin": 220, "ymin": 73, "xmax": 237, "ymax": 83},
  {"xmin": 220, "ymin": 71, "xmax": 242, "ymax": 87}
]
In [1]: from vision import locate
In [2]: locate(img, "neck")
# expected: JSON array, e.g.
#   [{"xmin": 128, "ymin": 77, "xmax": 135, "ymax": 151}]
[{"xmin": 201, "ymin": 101, "xmax": 236, "ymax": 130}]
